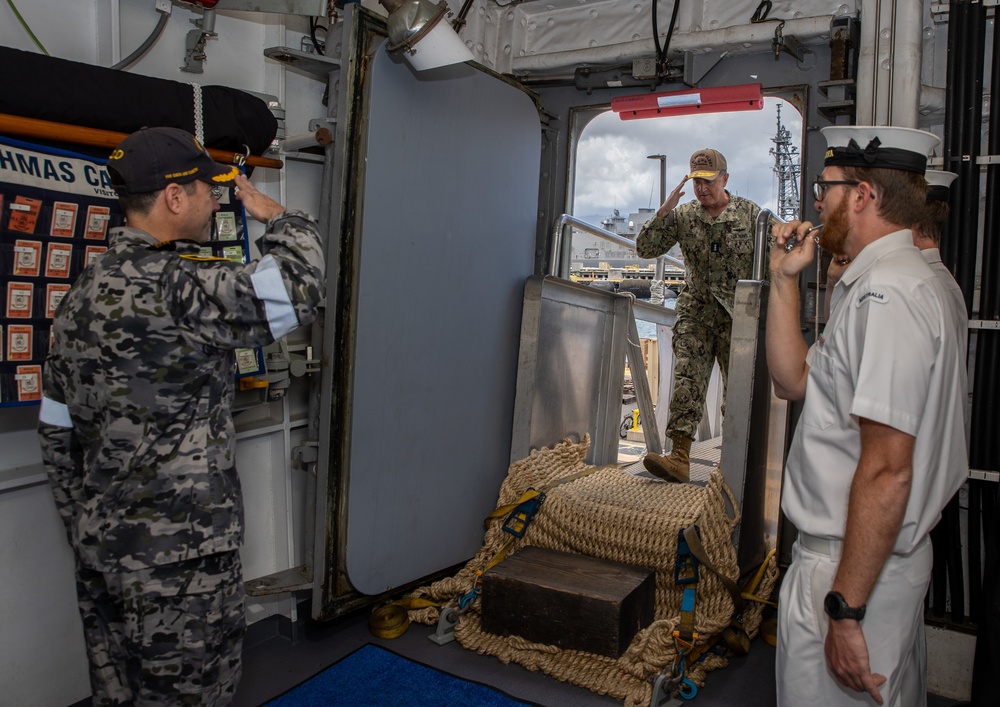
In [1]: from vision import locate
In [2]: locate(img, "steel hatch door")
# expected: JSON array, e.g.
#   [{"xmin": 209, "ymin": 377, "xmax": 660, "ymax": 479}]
[{"xmin": 315, "ymin": 22, "xmax": 541, "ymax": 615}]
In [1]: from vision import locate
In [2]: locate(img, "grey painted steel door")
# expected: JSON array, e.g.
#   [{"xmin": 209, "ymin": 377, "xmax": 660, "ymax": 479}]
[{"xmin": 342, "ymin": 49, "xmax": 541, "ymax": 595}]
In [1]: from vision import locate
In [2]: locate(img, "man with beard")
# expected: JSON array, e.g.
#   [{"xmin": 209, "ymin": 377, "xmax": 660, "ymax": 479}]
[
  {"xmin": 766, "ymin": 127, "xmax": 967, "ymax": 706},
  {"xmin": 823, "ymin": 169, "xmax": 967, "ymax": 344},
  {"xmin": 635, "ymin": 148, "xmax": 761, "ymax": 482},
  {"xmin": 38, "ymin": 127, "xmax": 326, "ymax": 705}
]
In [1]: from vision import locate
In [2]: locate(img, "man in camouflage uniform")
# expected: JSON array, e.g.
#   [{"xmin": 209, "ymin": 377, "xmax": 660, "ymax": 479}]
[
  {"xmin": 636, "ymin": 148, "xmax": 761, "ymax": 482},
  {"xmin": 37, "ymin": 127, "xmax": 326, "ymax": 705}
]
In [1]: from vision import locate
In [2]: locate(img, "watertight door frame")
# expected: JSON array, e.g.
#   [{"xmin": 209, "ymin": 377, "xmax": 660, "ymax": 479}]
[{"xmin": 310, "ymin": 4, "xmax": 542, "ymax": 618}]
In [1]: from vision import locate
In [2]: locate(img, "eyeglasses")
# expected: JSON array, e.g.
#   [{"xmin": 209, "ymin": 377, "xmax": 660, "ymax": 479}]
[
  {"xmin": 812, "ymin": 178, "xmax": 860, "ymax": 201},
  {"xmin": 210, "ymin": 185, "xmax": 225, "ymax": 200}
]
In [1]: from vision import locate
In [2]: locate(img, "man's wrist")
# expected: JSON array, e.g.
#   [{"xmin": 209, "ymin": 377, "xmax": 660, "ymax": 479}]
[{"xmin": 824, "ymin": 591, "xmax": 866, "ymax": 621}]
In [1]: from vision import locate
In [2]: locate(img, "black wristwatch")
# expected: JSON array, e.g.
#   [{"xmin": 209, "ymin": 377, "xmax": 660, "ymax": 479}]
[{"xmin": 824, "ymin": 591, "xmax": 866, "ymax": 621}]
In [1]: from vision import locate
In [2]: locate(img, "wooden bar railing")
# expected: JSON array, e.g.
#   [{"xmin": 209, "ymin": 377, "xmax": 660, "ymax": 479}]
[{"xmin": 0, "ymin": 113, "xmax": 284, "ymax": 169}]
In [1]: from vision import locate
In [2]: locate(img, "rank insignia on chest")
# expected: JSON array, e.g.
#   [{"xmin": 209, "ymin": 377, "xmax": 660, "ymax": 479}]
[{"xmin": 711, "ymin": 242, "xmax": 720, "ymax": 253}]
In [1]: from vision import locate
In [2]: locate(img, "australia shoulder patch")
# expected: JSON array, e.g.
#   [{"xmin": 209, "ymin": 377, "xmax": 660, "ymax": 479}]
[{"xmin": 856, "ymin": 289, "xmax": 889, "ymax": 307}]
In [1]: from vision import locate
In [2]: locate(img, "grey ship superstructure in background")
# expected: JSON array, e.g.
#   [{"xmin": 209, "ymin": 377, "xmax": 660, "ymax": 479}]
[{"xmin": 570, "ymin": 207, "xmax": 684, "ymax": 286}]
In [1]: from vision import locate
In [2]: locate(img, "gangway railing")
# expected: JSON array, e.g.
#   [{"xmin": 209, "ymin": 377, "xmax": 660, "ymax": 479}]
[
  {"xmin": 542, "ymin": 209, "xmax": 792, "ymax": 574},
  {"xmin": 549, "ymin": 214, "xmax": 685, "ymax": 458},
  {"xmin": 550, "ymin": 213, "xmax": 685, "ymax": 279},
  {"xmin": 721, "ymin": 208, "xmax": 792, "ymax": 574}
]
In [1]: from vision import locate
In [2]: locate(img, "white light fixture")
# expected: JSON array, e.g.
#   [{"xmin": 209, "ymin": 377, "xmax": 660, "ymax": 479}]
[{"xmin": 378, "ymin": 0, "xmax": 474, "ymax": 71}]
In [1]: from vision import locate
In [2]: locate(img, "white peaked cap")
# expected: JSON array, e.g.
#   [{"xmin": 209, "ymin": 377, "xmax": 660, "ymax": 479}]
[
  {"xmin": 925, "ymin": 169, "xmax": 958, "ymax": 201},
  {"xmin": 925, "ymin": 170, "xmax": 958, "ymax": 188},
  {"xmin": 821, "ymin": 125, "xmax": 940, "ymax": 174}
]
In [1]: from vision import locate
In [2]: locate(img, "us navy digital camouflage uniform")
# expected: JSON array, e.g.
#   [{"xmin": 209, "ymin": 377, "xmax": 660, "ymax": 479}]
[
  {"xmin": 636, "ymin": 194, "xmax": 761, "ymax": 439},
  {"xmin": 38, "ymin": 211, "xmax": 325, "ymax": 705}
]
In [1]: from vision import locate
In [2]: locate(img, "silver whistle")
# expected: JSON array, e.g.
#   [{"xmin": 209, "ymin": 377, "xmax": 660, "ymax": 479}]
[{"xmin": 783, "ymin": 223, "xmax": 823, "ymax": 253}]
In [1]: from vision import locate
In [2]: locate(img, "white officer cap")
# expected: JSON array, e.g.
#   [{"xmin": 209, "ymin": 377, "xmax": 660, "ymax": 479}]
[
  {"xmin": 821, "ymin": 125, "xmax": 940, "ymax": 175},
  {"xmin": 925, "ymin": 169, "xmax": 958, "ymax": 202}
]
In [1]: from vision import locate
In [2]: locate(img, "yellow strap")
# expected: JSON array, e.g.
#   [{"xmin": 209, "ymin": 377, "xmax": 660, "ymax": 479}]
[
  {"xmin": 484, "ymin": 489, "xmax": 542, "ymax": 528},
  {"xmin": 740, "ymin": 548, "xmax": 778, "ymax": 608},
  {"xmin": 683, "ymin": 525, "xmax": 745, "ymax": 615},
  {"xmin": 483, "ymin": 467, "xmax": 604, "ymax": 529},
  {"xmin": 369, "ymin": 603, "xmax": 411, "ymax": 639},
  {"xmin": 390, "ymin": 597, "xmax": 441, "ymax": 610},
  {"xmin": 483, "ymin": 537, "xmax": 517, "ymax": 572},
  {"xmin": 466, "ymin": 465, "xmax": 608, "ymax": 610}
]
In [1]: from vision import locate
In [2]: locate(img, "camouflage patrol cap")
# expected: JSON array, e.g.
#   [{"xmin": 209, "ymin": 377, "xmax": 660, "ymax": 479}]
[
  {"xmin": 688, "ymin": 148, "xmax": 727, "ymax": 180},
  {"xmin": 107, "ymin": 126, "xmax": 239, "ymax": 196}
]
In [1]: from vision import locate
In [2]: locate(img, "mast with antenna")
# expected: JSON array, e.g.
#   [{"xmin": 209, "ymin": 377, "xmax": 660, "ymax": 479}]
[{"xmin": 770, "ymin": 103, "xmax": 801, "ymax": 221}]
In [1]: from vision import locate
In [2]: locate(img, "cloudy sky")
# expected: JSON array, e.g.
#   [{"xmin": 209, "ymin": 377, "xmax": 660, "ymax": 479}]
[{"xmin": 572, "ymin": 97, "xmax": 803, "ymax": 227}]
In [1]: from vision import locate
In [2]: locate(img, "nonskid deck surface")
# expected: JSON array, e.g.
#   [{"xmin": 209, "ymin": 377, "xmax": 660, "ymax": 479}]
[
  {"xmin": 237, "ymin": 435, "xmax": 758, "ymax": 706},
  {"xmin": 234, "ymin": 607, "xmax": 779, "ymax": 707},
  {"xmin": 619, "ymin": 435, "xmax": 721, "ymax": 487},
  {"xmin": 232, "ymin": 431, "xmax": 956, "ymax": 707}
]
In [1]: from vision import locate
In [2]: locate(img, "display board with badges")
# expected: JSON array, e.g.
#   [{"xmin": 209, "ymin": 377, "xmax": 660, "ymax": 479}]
[{"xmin": 0, "ymin": 136, "xmax": 262, "ymax": 407}]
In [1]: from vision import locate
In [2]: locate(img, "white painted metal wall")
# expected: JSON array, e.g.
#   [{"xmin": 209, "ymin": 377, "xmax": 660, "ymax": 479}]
[{"xmin": 0, "ymin": 2, "xmax": 325, "ymax": 704}]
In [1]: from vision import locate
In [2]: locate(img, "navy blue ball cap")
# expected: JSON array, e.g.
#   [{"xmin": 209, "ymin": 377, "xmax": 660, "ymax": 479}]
[{"xmin": 107, "ymin": 126, "xmax": 239, "ymax": 195}]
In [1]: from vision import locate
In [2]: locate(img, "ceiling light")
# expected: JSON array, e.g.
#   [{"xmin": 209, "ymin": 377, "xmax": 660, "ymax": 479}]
[{"xmin": 378, "ymin": 0, "xmax": 474, "ymax": 71}]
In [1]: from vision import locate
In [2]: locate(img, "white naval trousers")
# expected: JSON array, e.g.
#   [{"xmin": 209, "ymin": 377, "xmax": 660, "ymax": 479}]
[{"xmin": 776, "ymin": 536, "xmax": 931, "ymax": 706}]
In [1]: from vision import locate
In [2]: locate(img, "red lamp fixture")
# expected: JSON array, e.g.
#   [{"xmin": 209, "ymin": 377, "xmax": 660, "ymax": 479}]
[{"xmin": 611, "ymin": 83, "xmax": 764, "ymax": 121}]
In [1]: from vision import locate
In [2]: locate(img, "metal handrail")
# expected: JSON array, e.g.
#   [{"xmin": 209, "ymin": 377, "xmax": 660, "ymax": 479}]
[
  {"xmin": 550, "ymin": 213, "xmax": 686, "ymax": 276},
  {"xmin": 550, "ymin": 213, "xmax": 685, "ymax": 326},
  {"xmin": 754, "ymin": 209, "xmax": 785, "ymax": 280}
]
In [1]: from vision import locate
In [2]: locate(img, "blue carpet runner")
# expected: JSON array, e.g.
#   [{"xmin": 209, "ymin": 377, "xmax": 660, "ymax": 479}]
[{"xmin": 261, "ymin": 643, "xmax": 542, "ymax": 706}]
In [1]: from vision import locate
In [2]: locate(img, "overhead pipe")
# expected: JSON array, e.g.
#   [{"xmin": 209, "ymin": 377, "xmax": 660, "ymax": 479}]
[
  {"xmin": 942, "ymin": 0, "xmax": 961, "ymax": 296},
  {"xmin": 0, "ymin": 112, "xmax": 283, "ymax": 169},
  {"xmin": 983, "ymin": 7, "xmax": 1000, "ymax": 324},
  {"xmin": 855, "ymin": 0, "xmax": 880, "ymax": 124},
  {"xmin": 854, "ymin": 0, "xmax": 922, "ymax": 126},
  {"xmin": 943, "ymin": 0, "xmax": 967, "ymax": 282},
  {"xmin": 888, "ymin": 0, "xmax": 923, "ymax": 126},
  {"xmin": 953, "ymin": 0, "xmax": 987, "ymax": 625},
  {"xmin": 956, "ymin": 1, "xmax": 986, "ymax": 313},
  {"xmin": 511, "ymin": 16, "xmax": 834, "ymax": 74},
  {"xmin": 970, "ymin": 327, "xmax": 995, "ymax": 620},
  {"xmin": 969, "ymin": 0, "xmax": 1000, "ymax": 627},
  {"xmin": 949, "ymin": 0, "xmax": 987, "ymax": 627},
  {"xmin": 935, "ymin": 0, "xmax": 982, "ymax": 625},
  {"xmin": 971, "ymin": 482, "xmax": 999, "ymax": 703}
]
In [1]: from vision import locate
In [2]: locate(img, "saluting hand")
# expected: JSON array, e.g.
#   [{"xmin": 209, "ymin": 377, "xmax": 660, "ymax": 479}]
[
  {"xmin": 656, "ymin": 176, "xmax": 689, "ymax": 218},
  {"xmin": 233, "ymin": 173, "xmax": 285, "ymax": 224}
]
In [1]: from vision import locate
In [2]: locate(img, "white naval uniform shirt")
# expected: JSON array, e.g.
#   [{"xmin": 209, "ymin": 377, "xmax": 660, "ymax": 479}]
[
  {"xmin": 922, "ymin": 247, "xmax": 969, "ymax": 363},
  {"xmin": 782, "ymin": 231, "xmax": 968, "ymax": 554}
]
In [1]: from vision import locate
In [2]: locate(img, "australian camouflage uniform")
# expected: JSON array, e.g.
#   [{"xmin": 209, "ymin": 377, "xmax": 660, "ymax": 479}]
[
  {"xmin": 636, "ymin": 194, "xmax": 762, "ymax": 439},
  {"xmin": 38, "ymin": 211, "xmax": 326, "ymax": 705}
]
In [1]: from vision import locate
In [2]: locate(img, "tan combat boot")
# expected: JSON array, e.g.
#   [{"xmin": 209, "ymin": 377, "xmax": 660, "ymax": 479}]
[{"xmin": 642, "ymin": 435, "xmax": 692, "ymax": 483}]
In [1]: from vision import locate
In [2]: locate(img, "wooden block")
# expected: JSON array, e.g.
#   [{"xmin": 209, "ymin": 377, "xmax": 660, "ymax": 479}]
[{"xmin": 480, "ymin": 546, "xmax": 655, "ymax": 658}]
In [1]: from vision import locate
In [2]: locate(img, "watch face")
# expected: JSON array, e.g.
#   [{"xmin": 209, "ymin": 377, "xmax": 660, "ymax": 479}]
[{"xmin": 825, "ymin": 591, "xmax": 865, "ymax": 620}]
